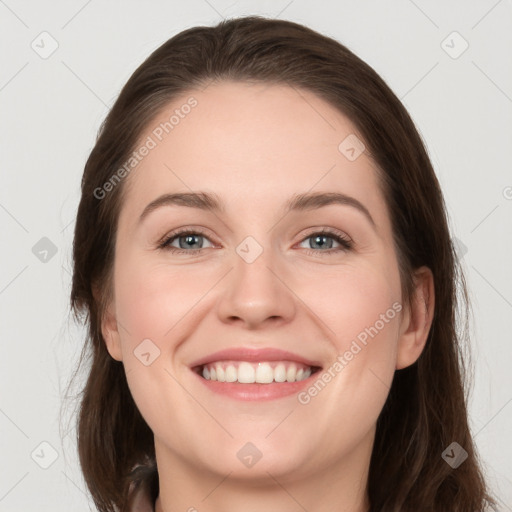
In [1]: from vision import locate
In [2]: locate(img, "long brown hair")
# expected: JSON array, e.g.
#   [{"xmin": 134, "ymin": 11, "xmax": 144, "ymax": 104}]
[{"xmin": 68, "ymin": 15, "xmax": 497, "ymax": 511}]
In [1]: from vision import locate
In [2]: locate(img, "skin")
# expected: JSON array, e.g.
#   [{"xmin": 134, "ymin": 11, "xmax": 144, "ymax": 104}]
[{"xmin": 101, "ymin": 81, "xmax": 434, "ymax": 512}]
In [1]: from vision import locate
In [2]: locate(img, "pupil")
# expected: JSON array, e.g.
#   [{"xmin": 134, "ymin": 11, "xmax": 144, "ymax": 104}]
[
  {"xmin": 313, "ymin": 235, "xmax": 332, "ymax": 249},
  {"xmin": 180, "ymin": 234, "xmax": 201, "ymax": 249}
]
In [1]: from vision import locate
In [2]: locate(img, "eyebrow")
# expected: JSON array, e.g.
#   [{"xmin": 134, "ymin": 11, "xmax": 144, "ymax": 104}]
[{"xmin": 138, "ymin": 191, "xmax": 376, "ymax": 227}]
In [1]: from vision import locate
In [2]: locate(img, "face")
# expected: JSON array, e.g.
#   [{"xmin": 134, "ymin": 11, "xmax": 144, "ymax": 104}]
[{"xmin": 102, "ymin": 81, "xmax": 428, "ymax": 485}]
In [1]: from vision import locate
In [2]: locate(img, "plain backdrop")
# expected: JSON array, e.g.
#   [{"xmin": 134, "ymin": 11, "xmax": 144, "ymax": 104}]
[{"xmin": 1, "ymin": 1, "xmax": 511, "ymax": 510}]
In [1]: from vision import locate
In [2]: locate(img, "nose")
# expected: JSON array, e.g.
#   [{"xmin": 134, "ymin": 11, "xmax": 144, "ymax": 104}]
[{"xmin": 216, "ymin": 245, "xmax": 297, "ymax": 329}]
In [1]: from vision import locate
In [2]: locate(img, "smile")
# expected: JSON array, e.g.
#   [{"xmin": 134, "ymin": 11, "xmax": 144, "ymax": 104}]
[
  {"xmin": 199, "ymin": 360, "xmax": 318, "ymax": 383},
  {"xmin": 189, "ymin": 347, "xmax": 323, "ymax": 401}
]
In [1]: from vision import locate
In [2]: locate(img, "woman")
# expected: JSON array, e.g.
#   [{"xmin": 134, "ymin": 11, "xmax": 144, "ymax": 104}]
[{"xmin": 69, "ymin": 15, "xmax": 497, "ymax": 512}]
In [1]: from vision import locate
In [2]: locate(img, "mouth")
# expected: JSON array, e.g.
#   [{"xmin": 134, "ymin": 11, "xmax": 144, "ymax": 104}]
[
  {"xmin": 189, "ymin": 347, "xmax": 323, "ymax": 401},
  {"xmin": 192, "ymin": 360, "xmax": 322, "ymax": 384}
]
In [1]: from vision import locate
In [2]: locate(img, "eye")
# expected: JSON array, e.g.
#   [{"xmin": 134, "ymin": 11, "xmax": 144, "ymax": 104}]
[
  {"xmin": 297, "ymin": 229, "xmax": 353, "ymax": 256},
  {"xmin": 158, "ymin": 227, "xmax": 353, "ymax": 256},
  {"xmin": 158, "ymin": 229, "xmax": 214, "ymax": 254}
]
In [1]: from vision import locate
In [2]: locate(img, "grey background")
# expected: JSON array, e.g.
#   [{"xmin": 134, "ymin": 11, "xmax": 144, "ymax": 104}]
[{"xmin": 1, "ymin": 0, "xmax": 511, "ymax": 510}]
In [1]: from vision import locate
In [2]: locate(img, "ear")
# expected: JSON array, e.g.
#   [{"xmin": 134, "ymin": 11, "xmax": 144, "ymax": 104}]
[
  {"xmin": 396, "ymin": 266, "xmax": 435, "ymax": 370},
  {"xmin": 93, "ymin": 283, "xmax": 123, "ymax": 362}
]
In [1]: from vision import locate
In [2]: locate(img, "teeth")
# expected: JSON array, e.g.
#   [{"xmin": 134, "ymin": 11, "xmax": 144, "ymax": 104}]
[
  {"xmin": 201, "ymin": 361, "xmax": 315, "ymax": 384},
  {"xmin": 286, "ymin": 365, "xmax": 296, "ymax": 382},
  {"xmin": 216, "ymin": 366, "xmax": 226, "ymax": 382},
  {"xmin": 225, "ymin": 365, "xmax": 237, "ymax": 382},
  {"xmin": 238, "ymin": 362, "xmax": 255, "ymax": 383},
  {"xmin": 274, "ymin": 363, "xmax": 287, "ymax": 382},
  {"xmin": 255, "ymin": 362, "xmax": 274, "ymax": 383}
]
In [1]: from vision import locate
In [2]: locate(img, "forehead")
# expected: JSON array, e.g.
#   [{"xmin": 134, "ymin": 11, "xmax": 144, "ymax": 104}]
[{"xmin": 119, "ymin": 80, "xmax": 387, "ymax": 228}]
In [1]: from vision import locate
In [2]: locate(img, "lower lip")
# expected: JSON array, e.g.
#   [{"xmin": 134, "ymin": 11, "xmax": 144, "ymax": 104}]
[{"xmin": 192, "ymin": 369, "xmax": 319, "ymax": 401}]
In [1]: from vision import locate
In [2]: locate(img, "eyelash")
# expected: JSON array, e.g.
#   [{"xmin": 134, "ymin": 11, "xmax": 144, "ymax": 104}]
[{"xmin": 157, "ymin": 227, "xmax": 353, "ymax": 257}]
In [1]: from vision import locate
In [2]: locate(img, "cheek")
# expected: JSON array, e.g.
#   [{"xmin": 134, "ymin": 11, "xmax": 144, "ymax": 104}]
[
  {"xmin": 112, "ymin": 255, "xmax": 213, "ymax": 436},
  {"xmin": 297, "ymin": 261, "xmax": 401, "ymax": 349},
  {"xmin": 297, "ymin": 262, "xmax": 401, "ymax": 432},
  {"xmin": 114, "ymin": 254, "xmax": 218, "ymax": 350}
]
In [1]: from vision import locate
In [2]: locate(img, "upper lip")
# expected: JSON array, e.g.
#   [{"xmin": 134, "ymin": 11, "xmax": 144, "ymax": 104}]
[{"xmin": 189, "ymin": 347, "xmax": 323, "ymax": 369}]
